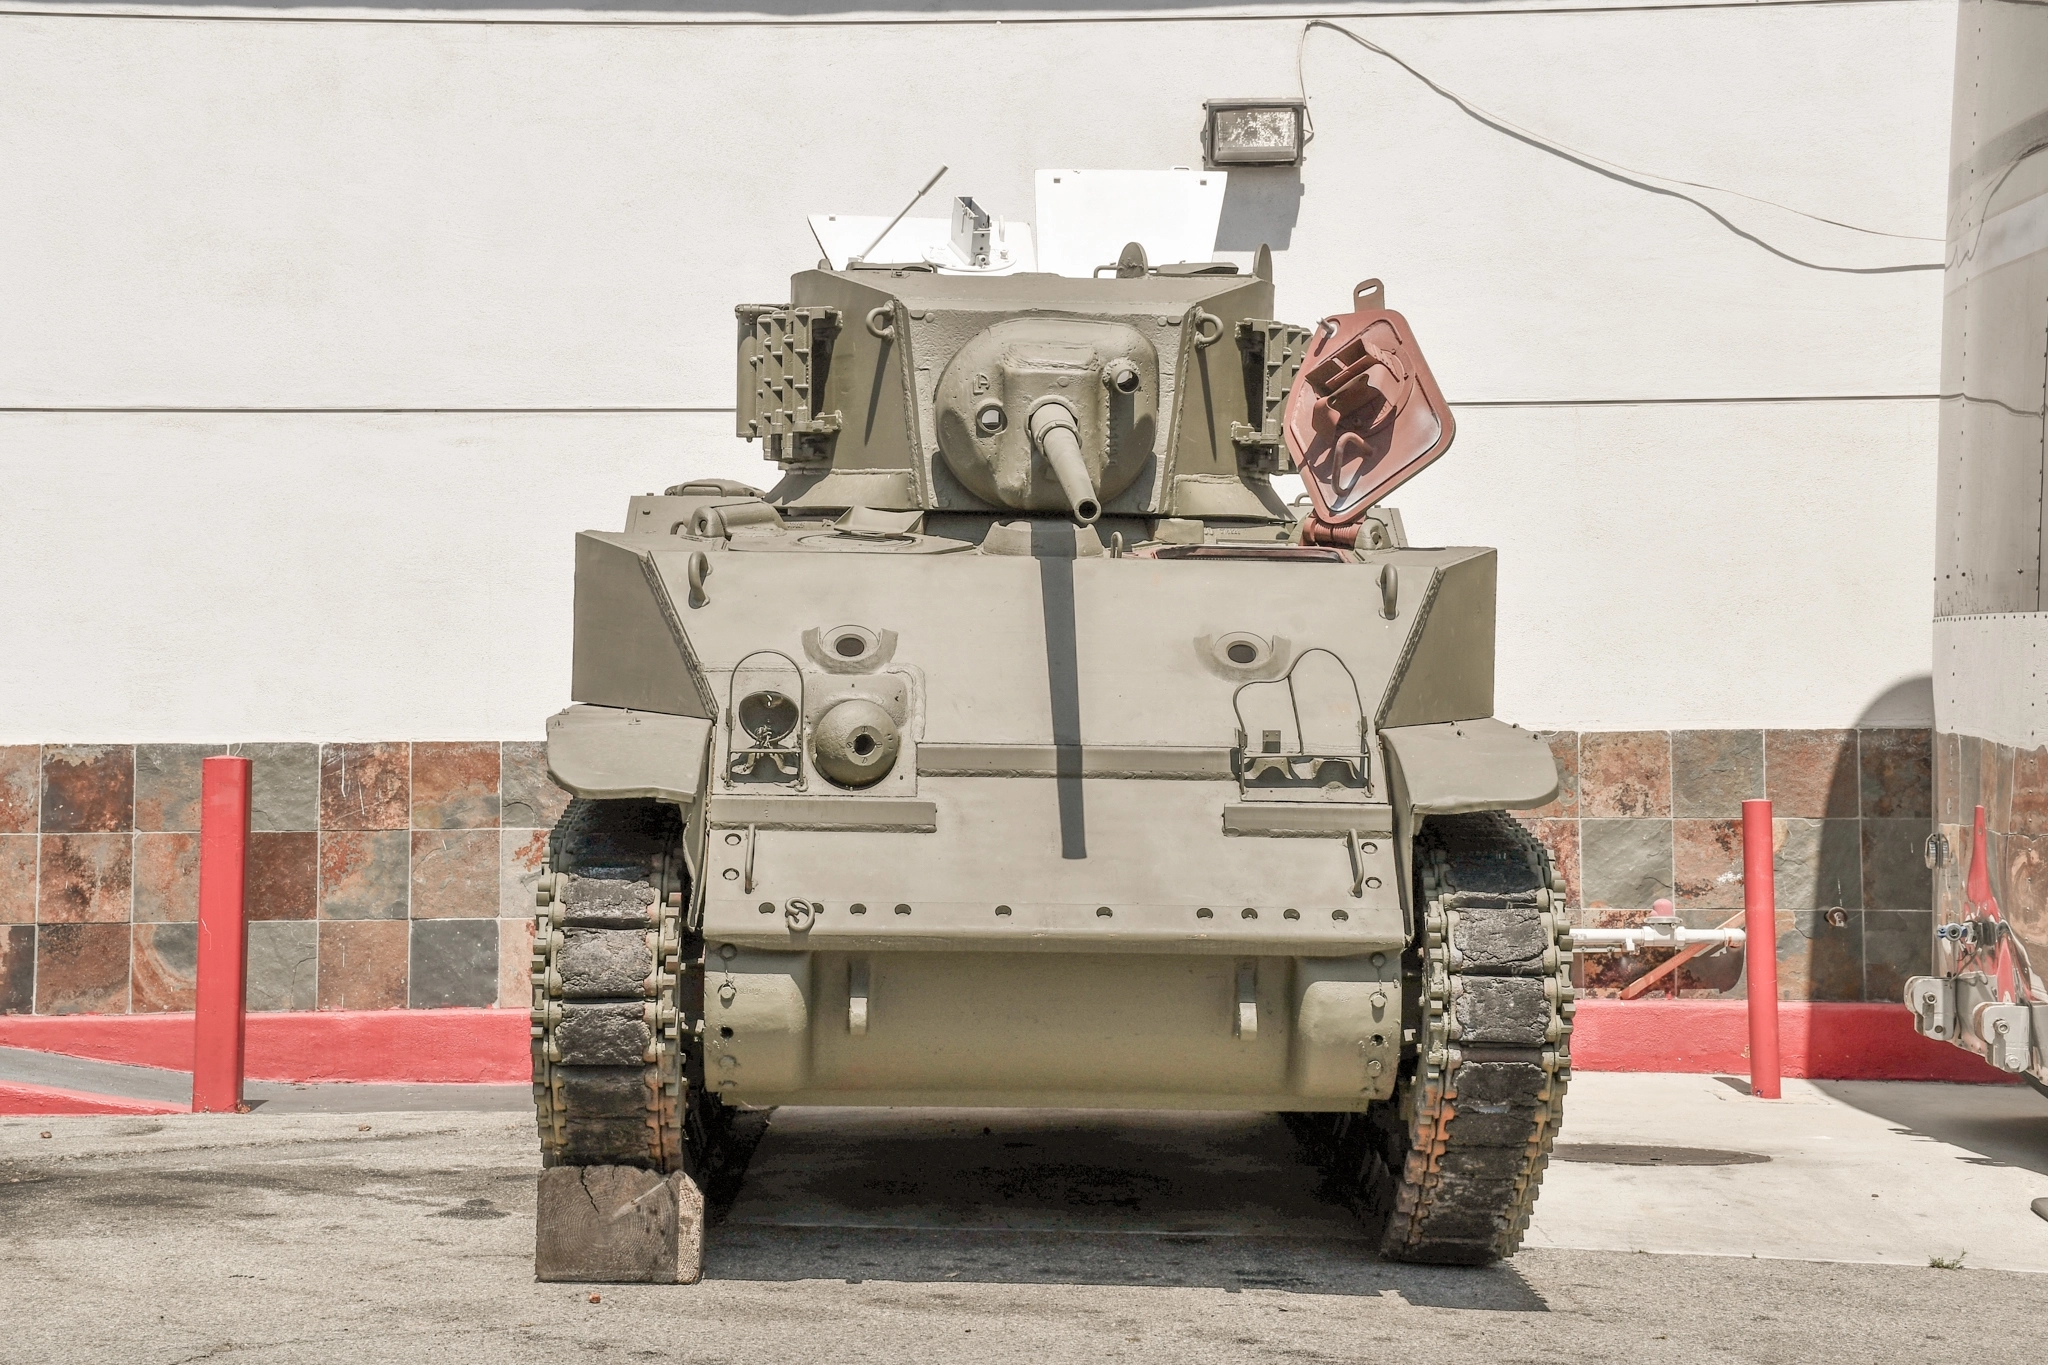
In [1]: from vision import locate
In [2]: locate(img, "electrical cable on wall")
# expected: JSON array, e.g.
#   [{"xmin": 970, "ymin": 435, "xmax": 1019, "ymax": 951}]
[
  {"xmin": 1950, "ymin": 138, "xmax": 2048, "ymax": 270},
  {"xmin": 1297, "ymin": 19, "xmax": 1944, "ymax": 276}
]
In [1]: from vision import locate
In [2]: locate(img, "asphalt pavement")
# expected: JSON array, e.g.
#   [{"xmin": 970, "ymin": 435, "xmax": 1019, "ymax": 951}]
[{"xmin": 1, "ymin": 1073, "xmax": 2044, "ymax": 1363}]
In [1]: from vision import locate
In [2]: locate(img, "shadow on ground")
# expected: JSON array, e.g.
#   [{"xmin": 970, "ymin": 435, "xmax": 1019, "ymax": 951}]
[
  {"xmin": 708, "ymin": 1223, "xmax": 1549, "ymax": 1308},
  {"xmin": 705, "ymin": 1106, "xmax": 1549, "ymax": 1309},
  {"xmin": 1815, "ymin": 1079, "xmax": 2048, "ymax": 1177}
]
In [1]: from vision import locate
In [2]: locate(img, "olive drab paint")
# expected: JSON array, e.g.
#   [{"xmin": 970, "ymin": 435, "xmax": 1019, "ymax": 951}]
[{"xmin": 532, "ymin": 251, "xmax": 1571, "ymax": 1272}]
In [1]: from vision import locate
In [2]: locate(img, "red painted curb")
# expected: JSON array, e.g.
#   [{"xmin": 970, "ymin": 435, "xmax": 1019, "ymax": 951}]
[
  {"xmin": 1570, "ymin": 999, "xmax": 2017, "ymax": 1083},
  {"xmin": 0, "ymin": 1081, "xmax": 184, "ymax": 1117},
  {"xmin": 0, "ymin": 1000, "xmax": 2014, "ymax": 1086},
  {"xmin": 0, "ymin": 1009, "xmax": 531, "ymax": 1085}
]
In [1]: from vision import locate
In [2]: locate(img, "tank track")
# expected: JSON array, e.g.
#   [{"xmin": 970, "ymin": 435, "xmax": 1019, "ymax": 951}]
[
  {"xmin": 531, "ymin": 797, "xmax": 699, "ymax": 1171},
  {"xmin": 1289, "ymin": 810, "xmax": 1573, "ymax": 1265}
]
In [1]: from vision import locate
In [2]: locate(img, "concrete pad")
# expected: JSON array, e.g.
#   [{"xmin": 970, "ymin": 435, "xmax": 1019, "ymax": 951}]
[
  {"xmin": 535, "ymin": 1166, "xmax": 704, "ymax": 1285},
  {"xmin": 2, "ymin": 1100, "xmax": 2045, "ymax": 1363},
  {"xmin": 1524, "ymin": 1072, "xmax": 2048, "ymax": 1272}
]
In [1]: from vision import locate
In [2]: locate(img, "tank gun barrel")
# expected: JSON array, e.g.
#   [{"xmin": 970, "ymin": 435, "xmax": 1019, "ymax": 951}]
[{"xmin": 1027, "ymin": 400, "xmax": 1101, "ymax": 524}]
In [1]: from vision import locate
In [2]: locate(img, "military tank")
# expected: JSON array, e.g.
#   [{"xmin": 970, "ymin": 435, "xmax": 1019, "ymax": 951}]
[{"xmin": 528, "ymin": 225, "xmax": 1571, "ymax": 1280}]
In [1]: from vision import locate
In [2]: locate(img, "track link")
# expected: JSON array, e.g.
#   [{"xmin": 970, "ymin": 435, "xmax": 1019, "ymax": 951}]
[
  {"xmin": 530, "ymin": 798, "xmax": 692, "ymax": 1171},
  {"xmin": 1291, "ymin": 810, "xmax": 1573, "ymax": 1264}
]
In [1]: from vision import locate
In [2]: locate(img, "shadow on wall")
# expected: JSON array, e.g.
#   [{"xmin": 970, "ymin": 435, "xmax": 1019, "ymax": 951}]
[
  {"xmin": 1772, "ymin": 675, "xmax": 1937, "ymax": 1002},
  {"xmin": 1216, "ymin": 167, "xmax": 1306, "ymax": 253},
  {"xmin": 1811, "ymin": 675, "xmax": 1936, "ymax": 919},
  {"xmin": 1818, "ymin": 667, "xmax": 1941, "ymax": 912},
  {"xmin": 1567, "ymin": 674, "xmax": 1939, "ymax": 1001},
  {"xmin": 1857, "ymin": 677, "xmax": 1935, "ymax": 729}
]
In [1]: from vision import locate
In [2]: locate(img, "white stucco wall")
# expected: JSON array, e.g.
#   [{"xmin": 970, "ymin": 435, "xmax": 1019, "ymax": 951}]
[{"xmin": 0, "ymin": 0, "xmax": 1954, "ymax": 740}]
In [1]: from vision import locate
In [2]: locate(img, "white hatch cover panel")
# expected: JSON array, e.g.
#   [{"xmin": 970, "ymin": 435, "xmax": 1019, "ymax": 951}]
[{"xmin": 1033, "ymin": 169, "xmax": 1229, "ymax": 278}]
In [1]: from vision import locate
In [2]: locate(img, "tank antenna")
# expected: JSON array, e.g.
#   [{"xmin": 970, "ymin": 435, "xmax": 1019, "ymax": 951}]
[{"xmin": 849, "ymin": 165, "xmax": 948, "ymax": 266}]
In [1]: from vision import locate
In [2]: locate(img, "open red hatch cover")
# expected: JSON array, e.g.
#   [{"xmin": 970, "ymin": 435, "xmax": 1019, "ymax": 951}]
[{"xmin": 1282, "ymin": 280, "xmax": 1456, "ymax": 545}]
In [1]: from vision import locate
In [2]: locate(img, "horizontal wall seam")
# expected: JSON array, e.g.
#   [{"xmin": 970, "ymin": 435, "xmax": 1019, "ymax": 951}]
[
  {"xmin": 0, "ymin": 0, "xmax": 1945, "ymax": 27},
  {"xmin": 0, "ymin": 395, "xmax": 1940, "ymax": 413}
]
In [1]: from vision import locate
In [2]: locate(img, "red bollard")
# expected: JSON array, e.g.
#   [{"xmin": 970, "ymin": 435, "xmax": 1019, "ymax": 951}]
[
  {"xmin": 1740, "ymin": 798, "xmax": 1781, "ymax": 1099},
  {"xmin": 193, "ymin": 756, "xmax": 252, "ymax": 1113}
]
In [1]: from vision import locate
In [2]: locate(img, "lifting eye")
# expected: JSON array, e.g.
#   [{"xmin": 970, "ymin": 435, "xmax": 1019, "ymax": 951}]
[{"xmin": 975, "ymin": 403, "xmax": 1007, "ymax": 434}]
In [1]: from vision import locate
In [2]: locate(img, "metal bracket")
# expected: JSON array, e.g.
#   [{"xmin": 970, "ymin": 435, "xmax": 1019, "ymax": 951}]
[
  {"xmin": 1924, "ymin": 830, "xmax": 1952, "ymax": 869},
  {"xmin": 729, "ymin": 747, "xmax": 801, "ymax": 780},
  {"xmin": 1243, "ymin": 739, "xmax": 1366, "ymax": 788},
  {"xmin": 1905, "ymin": 974, "xmax": 1957, "ymax": 1040},
  {"xmin": 1978, "ymin": 1002, "xmax": 2034, "ymax": 1072},
  {"xmin": 848, "ymin": 957, "xmax": 870, "ymax": 1036},
  {"xmin": 1235, "ymin": 961, "xmax": 1259, "ymax": 1041},
  {"xmin": 735, "ymin": 304, "xmax": 843, "ymax": 467},
  {"xmin": 1230, "ymin": 319, "xmax": 1311, "ymax": 472},
  {"xmin": 1229, "ymin": 649, "xmax": 1373, "ymax": 798}
]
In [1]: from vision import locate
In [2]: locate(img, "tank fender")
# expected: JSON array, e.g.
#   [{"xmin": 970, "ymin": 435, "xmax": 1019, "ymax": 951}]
[
  {"xmin": 1382, "ymin": 718, "xmax": 1559, "ymax": 815},
  {"xmin": 546, "ymin": 704, "xmax": 713, "ymax": 806}
]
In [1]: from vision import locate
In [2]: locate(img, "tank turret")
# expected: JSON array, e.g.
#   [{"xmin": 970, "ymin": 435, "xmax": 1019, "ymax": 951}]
[{"xmin": 735, "ymin": 260, "xmax": 1311, "ymax": 526}]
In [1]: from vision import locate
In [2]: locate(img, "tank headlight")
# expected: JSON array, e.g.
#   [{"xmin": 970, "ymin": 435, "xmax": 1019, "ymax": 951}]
[
  {"xmin": 810, "ymin": 698, "xmax": 901, "ymax": 788},
  {"xmin": 737, "ymin": 689, "xmax": 800, "ymax": 746}
]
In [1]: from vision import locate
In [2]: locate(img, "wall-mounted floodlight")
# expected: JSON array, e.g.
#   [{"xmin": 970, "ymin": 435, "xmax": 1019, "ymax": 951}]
[{"xmin": 1202, "ymin": 98, "xmax": 1308, "ymax": 168}]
